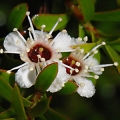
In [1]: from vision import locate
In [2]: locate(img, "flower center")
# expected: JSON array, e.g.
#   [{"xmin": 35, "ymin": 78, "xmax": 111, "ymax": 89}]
[
  {"xmin": 62, "ymin": 56, "xmax": 82, "ymax": 75},
  {"xmin": 27, "ymin": 44, "xmax": 52, "ymax": 63}
]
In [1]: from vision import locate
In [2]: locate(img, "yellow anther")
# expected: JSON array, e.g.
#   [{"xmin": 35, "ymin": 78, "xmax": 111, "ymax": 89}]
[
  {"xmin": 80, "ymin": 83, "xmax": 85, "ymax": 87},
  {"xmin": 75, "ymin": 68, "xmax": 79, "ymax": 73},
  {"xmin": 39, "ymin": 47, "xmax": 44, "ymax": 52},
  {"xmin": 76, "ymin": 62, "xmax": 81, "ymax": 67}
]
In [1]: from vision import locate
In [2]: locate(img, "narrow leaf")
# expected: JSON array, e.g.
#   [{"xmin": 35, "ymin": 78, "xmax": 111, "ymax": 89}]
[
  {"xmin": 112, "ymin": 45, "xmax": 120, "ymax": 52},
  {"xmin": 0, "ymin": 70, "xmax": 15, "ymax": 86},
  {"xmin": 0, "ymin": 76, "xmax": 12, "ymax": 102},
  {"xmin": 92, "ymin": 9, "xmax": 120, "ymax": 22},
  {"xmin": 12, "ymin": 83, "xmax": 27, "ymax": 119},
  {"xmin": 35, "ymin": 63, "xmax": 58, "ymax": 92},
  {"xmin": 105, "ymin": 45, "xmax": 120, "ymax": 73},
  {"xmin": 44, "ymin": 108, "xmax": 69, "ymax": 120},
  {"xmin": 32, "ymin": 14, "xmax": 70, "ymax": 31},
  {"xmin": 7, "ymin": 3, "xmax": 28, "ymax": 31},
  {"xmin": 73, "ymin": 42, "xmax": 97, "ymax": 53},
  {"xmin": 0, "ymin": 108, "xmax": 15, "ymax": 119},
  {"xmin": 30, "ymin": 98, "xmax": 51, "ymax": 117},
  {"xmin": 0, "ymin": 76, "xmax": 31, "ymax": 107},
  {"xmin": 78, "ymin": 0, "xmax": 95, "ymax": 21}
]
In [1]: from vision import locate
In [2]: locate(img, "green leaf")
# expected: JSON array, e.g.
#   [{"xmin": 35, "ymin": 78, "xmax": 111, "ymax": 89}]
[
  {"xmin": 92, "ymin": 9, "xmax": 120, "ymax": 22},
  {"xmin": 0, "ymin": 108, "xmax": 15, "ymax": 119},
  {"xmin": 0, "ymin": 76, "xmax": 13, "ymax": 102},
  {"xmin": 32, "ymin": 14, "xmax": 70, "ymax": 31},
  {"xmin": 106, "ymin": 38, "xmax": 120, "ymax": 45},
  {"xmin": 57, "ymin": 81, "xmax": 77, "ymax": 95},
  {"xmin": 0, "ymin": 70, "xmax": 15, "ymax": 86},
  {"xmin": 30, "ymin": 98, "xmax": 51, "ymax": 117},
  {"xmin": 12, "ymin": 83, "xmax": 27, "ymax": 119},
  {"xmin": 0, "ymin": 76, "xmax": 31, "ymax": 107},
  {"xmin": 44, "ymin": 108, "xmax": 68, "ymax": 120},
  {"xmin": 112, "ymin": 45, "xmax": 120, "ymax": 52},
  {"xmin": 35, "ymin": 63, "xmax": 58, "ymax": 92},
  {"xmin": 79, "ymin": 24, "xmax": 85, "ymax": 38},
  {"xmin": 104, "ymin": 45, "xmax": 120, "ymax": 73},
  {"xmin": 0, "ymin": 106, "xmax": 4, "ymax": 112},
  {"xmin": 78, "ymin": 0, "xmax": 95, "ymax": 21},
  {"xmin": 7, "ymin": 3, "xmax": 28, "ymax": 31},
  {"xmin": 73, "ymin": 42, "xmax": 97, "ymax": 53}
]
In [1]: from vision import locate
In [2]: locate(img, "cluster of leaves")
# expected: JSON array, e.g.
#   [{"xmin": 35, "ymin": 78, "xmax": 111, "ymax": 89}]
[{"xmin": 0, "ymin": 0, "xmax": 120, "ymax": 120}]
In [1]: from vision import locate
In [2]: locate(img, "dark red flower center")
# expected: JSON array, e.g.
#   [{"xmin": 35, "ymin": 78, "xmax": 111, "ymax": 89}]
[
  {"xmin": 62, "ymin": 56, "xmax": 82, "ymax": 75},
  {"xmin": 27, "ymin": 44, "xmax": 52, "ymax": 63}
]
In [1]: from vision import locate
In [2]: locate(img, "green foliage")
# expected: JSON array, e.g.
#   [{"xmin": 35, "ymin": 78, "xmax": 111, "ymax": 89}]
[
  {"xmin": 12, "ymin": 83, "xmax": 27, "ymax": 119},
  {"xmin": 35, "ymin": 63, "xmax": 58, "ymax": 92},
  {"xmin": 7, "ymin": 3, "xmax": 28, "ymax": 31},
  {"xmin": 93, "ymin": 9, "xmax": 120, "ymax": 22},
  {"xmin": 30, "ymin": 97, "xmax": 51, "ymax": 117},
  {"xmin": 57, "ymin": 81, "xmax": 78, "ymax": 95},
  {"xmin": 0, "ymin": 0, "xmax": 120, "ymax": 120},
  {"xmin": 32, "ymin": 14, "xmax": 70, "ymax": 31},
  {"xmin": 78, "ymin": 0, "xmax": 95, "ymax": 21}
]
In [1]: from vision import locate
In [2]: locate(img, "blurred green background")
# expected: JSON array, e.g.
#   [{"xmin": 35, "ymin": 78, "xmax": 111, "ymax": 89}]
[{"xmin": 0, "ymin": 0, "xmax": 120, "ymax": 120}]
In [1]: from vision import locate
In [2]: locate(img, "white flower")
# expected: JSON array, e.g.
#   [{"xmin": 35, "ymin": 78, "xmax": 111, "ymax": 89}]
[
  {"xmin": 76, "ymin": 77, "xmax": 95, "ymax": 98},
  {"xmin": 62, "ymin": 42, "xmax": 118, "ymax": 98},
  {"xmin": 0, "ymin": 11, "xmax": 78, "ymax": 88}
]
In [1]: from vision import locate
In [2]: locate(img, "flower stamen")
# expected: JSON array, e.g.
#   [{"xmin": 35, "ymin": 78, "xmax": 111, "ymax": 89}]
[
  {"xmin": 41, "ymin": 25, "xmax": 46, "ymax": 32},
  {"xmin": 83, "ymin": 42, "xmax": 106, "ymax": 59},
  {"xmin": 26, "ymin": 11, "xmax": 37, "ymax": 40},
  {"xmin": 0, "ymin": 49, "xmax": 4, "ymax": 54},
  {"xmin": 7, "ymin": 63, "xmax": 28, "ymax": 73},
  {"xmin": 13, "ymin": 28, "xmax": 27, "ymax": 45},
  {"xmin": 49, "ymin": 18, "xmax": 62, "ymax": 35},
  {"xmin": 94, "ymin": 62, "xmax": 118, "ymax": 68}
]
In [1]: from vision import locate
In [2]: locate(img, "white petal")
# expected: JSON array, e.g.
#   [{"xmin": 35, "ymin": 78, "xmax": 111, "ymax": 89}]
[
  {"xmin": 47, "ymin": 65, "xmax": 70, "ymax": 93},
  {"xmin": 4, "ymin": 32, "xmax": 26, "ymax": 52},
  {"xmin": 85, "ymin": 57, "xmax": 102, "ymax": 75},
  {"xmin": 85, "ymin": 56, "xmax": 98, "ymax": 66},
  {"xmin": 52, "ymin": 32, "xmax": 74, "ymax": 51},
  {"xmin": 15, "ymin": 64, "xmax": 36, "ymax": 88},
  {"xmin": 76, "ymin": 77, "xmax": 95, "ymax": 98},
  {"xmin": 34, "ymin": 30, "xmax": 47, "ymax": 42}
]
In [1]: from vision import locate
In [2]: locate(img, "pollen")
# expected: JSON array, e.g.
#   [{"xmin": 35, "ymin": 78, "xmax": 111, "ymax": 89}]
[
  {"xmin": 100, "ymin": 68, "xmax": 104, "ymax": 71},
  {"xmin": 83, "ymin": 36, "xmax": 88, "ymax": 42},
  {"xmin": 26, "ymin": 48, "xmax": 30, "ymax": 52},
  {"xmin": 94, "ymin": 75, "xmax": 99, "ymax": 79},
  {"xmin": 80, "ymin": 83, "xmax": 85, "ymax": 87},
  {"xmin": 75, "ymin": 68, "xmax": 79, "ymax": 73},
  {"xmin": 0, "ymin": 49, "xmax": 4, "ymax": 54},
  {"xmin": 46, "ymin": 34, "xmax": 51, "ymax": 39},
  {"xmin": 76, "ymin": 62, "xmax": 81, "ymax": 67},
  {"xmin": 71, "ymin": 60, "xmax": 75, "ymax": 65},
  {"xmin": 7, "ymin": 70, "xmax": 11, "ymax": 74},
  {"xmin": 13, "ymin": 28, "xmax": 18, "ymax": 31},
  {"xmin": 62, "ymin": 29, "xmax": 67, "ymax": 33},
  {"xmin": 39, "ymin": 47, "xmax": 44, "ymax": 52},
  {"xmin": 30, "ymin": 67, "xmax": 34, "ymax": 71},
  {"xmin": 114, "ymin": 62, "xmax": 118, "ymax": 66},
  {"xmin": 77, "ymin": 37, "xmax": 82, "ymax": 42},
  {"xmin": 102, "ymin": 42, "xmax": 106, "ymax": 45}
]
